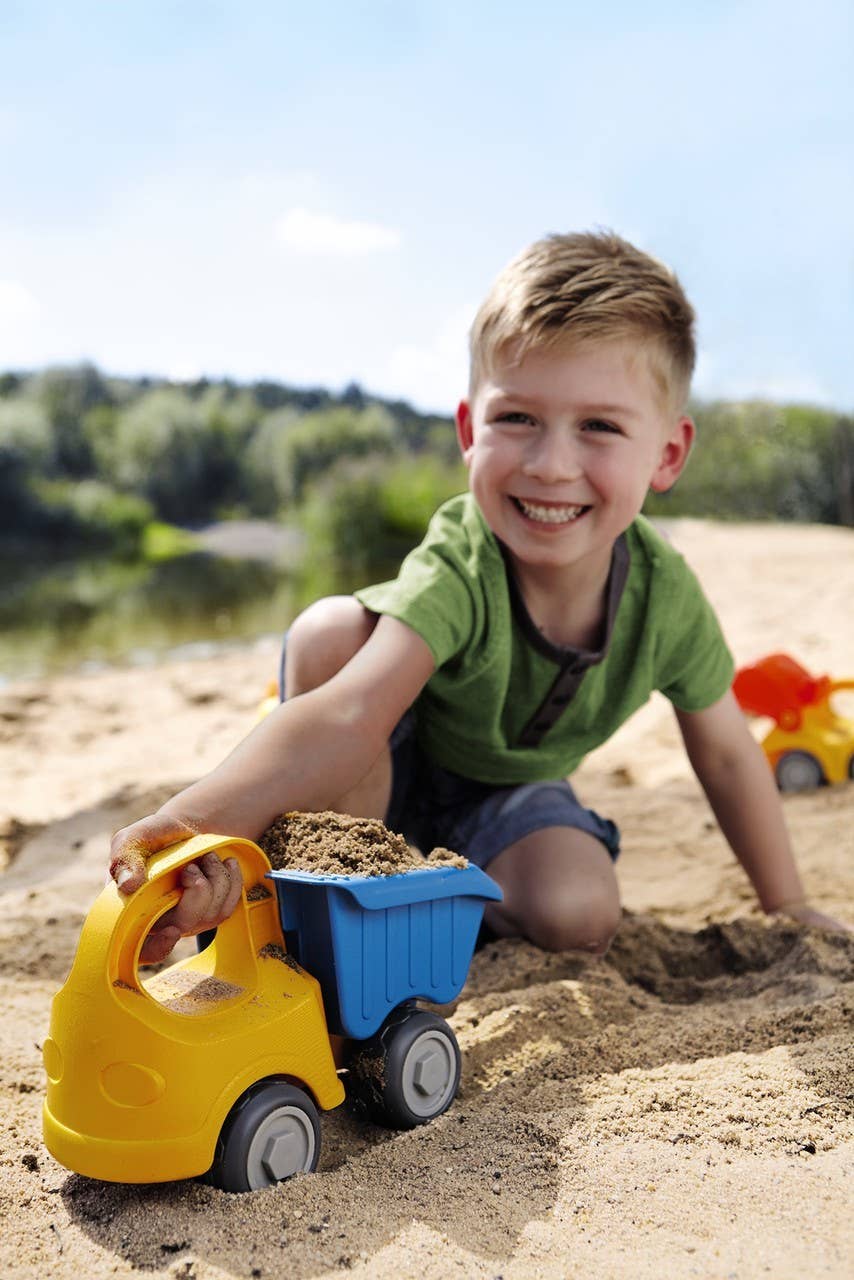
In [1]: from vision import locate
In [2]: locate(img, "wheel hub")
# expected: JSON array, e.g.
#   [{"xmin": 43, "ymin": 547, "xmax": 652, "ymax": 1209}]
[
  {"xmin": 412, "ymin": 1049, "xmax": 446, "ymax": 1097},
  {"xmin": 261, "ymin": 1130, "xmax": 305, "ymax": 1181}
]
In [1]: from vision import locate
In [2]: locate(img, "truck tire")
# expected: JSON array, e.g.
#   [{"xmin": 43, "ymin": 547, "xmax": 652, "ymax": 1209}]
[
  {"xmin": 206, "ymin": 1079, "xmax": 321, "ymax": 1192},
  {"xmin": 349, "ymin": 1008, "xmax": 461, "ymax": 1129},
  {"xmin": 775, "ymin": 750, "xmax": 824, "ymax": 792}
]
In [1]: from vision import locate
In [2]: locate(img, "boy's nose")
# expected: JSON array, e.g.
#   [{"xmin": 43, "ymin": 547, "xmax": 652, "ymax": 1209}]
[{"xmin": 522, "ymin": 432, "xmax": 582, "ymax": 483}]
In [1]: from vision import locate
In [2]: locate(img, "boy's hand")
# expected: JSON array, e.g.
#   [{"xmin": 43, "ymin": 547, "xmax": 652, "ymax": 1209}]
[
  {"xmin": 137, "ymin": 852, "xmax": 243, "ymax": 964},
  {"xmin": 109, "ymin": 813, "xmax": 201, "ymax": 894},
  {"xmin": 109, "ymin": 814, "xmax": 244, "ymax": 965},
  {"xmin": 773, "ymin": 901, "xmax": 853, "ymax": 935}
]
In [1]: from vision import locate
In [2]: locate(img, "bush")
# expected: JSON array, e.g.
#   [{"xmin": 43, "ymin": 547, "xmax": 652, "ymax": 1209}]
[
  {"xmin": 105, "ymin": 387, "xmax": 244, "ymax": 522},
  {"xmin": 280, "ymin": 405, "xmax": 398, "ymax": 504},
  {"xmin": 0, "ymin": 398, "xmax": 54, "ymax": 531},
  {"xmin": 27, "ymin": 479, "xmax": 154, "ymax": 556},
  {"xmin": 378, "ymin": 456, "xmax": 467, "ymax": 538},
  {"xmin": 242, "ymin": 407, "xmax": 304, "ymax": 516},
  {"xmin": 30, "ymin": 363, "xmax": 110, "ymax": 476},
  {"xmin": 299, "ymin": 454, "xmax": 466, "ymax": 572},
  {"xmin": 644, "ymin": 401, "xmax": 842, "ymax": 523}
]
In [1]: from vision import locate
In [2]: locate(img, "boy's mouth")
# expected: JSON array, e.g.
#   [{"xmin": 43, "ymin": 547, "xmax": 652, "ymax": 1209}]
[{"xmin": 511, "ymin": 497, "xmax": 590, "ymax": 525}]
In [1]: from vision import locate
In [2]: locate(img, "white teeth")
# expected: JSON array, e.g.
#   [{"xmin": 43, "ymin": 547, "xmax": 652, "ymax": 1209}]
[{"xmin": 516, "ymin": 498, "xmax": 586, "ymax": 524}]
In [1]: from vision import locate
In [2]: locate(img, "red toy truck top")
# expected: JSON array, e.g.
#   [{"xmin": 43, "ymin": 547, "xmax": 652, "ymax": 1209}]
[
  {"xmin": 733, "ymin": 653, "xmax": 854, "ymax": 790},
  {"xmin": 733, "ymin": 653, "xmax": 836, "ymax": 730}
]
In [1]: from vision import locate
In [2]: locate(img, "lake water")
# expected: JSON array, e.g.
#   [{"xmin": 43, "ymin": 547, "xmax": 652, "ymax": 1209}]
[{"xmin": 0, "ymin": 549, "xmax": 393, "ymax": 685}]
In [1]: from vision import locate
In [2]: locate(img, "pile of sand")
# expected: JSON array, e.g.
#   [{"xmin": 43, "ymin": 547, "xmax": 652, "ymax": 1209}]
[
  {"xmin": 259, "ymin": 810, "xmax": 467, "ymax": 876},
  {"xmin": 1, "ymin": 519, "xmax": 852, "ymax": 1279}
]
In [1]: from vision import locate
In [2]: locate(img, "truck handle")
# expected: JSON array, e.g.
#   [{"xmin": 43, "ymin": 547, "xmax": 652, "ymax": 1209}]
[{"xmin": 75, "ymin": 835, "xmax": 274, "ymax": 993}]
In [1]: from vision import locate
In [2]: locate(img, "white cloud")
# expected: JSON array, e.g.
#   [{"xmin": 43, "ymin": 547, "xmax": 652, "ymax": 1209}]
[
  {"xmin": 0, "ymin": 280, "xmax": 41, "ymax": 363},
  {"xmin": 376, "ymin": 302, "xmax": 476, "ymax": 413},
  {"xmin": 0, "ymin": 279, "xmax": 39, "ymax": 325},
  {"xmin": 275, "ymin": 208, "xmax": 401, "ymax": 256}
]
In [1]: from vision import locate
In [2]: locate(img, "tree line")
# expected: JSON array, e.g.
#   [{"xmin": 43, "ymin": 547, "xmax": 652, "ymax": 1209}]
[{"xmin": 1, "ymin": 364, "xmax": 851, "ymax": 566}]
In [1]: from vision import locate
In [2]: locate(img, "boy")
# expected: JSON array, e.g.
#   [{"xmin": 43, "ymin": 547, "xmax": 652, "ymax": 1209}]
[{"xmin": 111, "ymin": 231, "xmax": 849, "ymax": 963}]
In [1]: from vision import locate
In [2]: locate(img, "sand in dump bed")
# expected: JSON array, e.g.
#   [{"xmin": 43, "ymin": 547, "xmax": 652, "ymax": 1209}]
[
  {"xmin": 258, "ymin": 810, "xmax": 467, "ymax": 876},
  {"xmin": 1, "ymin": 519, "xmax": 853, "ymax": 1280}
]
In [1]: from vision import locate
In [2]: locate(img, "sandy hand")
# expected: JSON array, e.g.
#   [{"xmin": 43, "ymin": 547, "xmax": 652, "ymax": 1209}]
[
  {"xmin": 775, "ymin": 901, "xmax": 853, "ymax": 935},
  {"xmin": 138, "ymin": 851, "xmax": 244, "ymax": 965},
  {"xmin": 109, "ymin": 814, "xmax": 244, "ymax": 965},
  {"xmin": 109, "ymin": 813, "xmax": 202, "ymax": 894}
]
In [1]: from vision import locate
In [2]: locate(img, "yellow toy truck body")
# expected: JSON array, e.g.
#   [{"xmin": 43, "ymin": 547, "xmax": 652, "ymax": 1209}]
[
  {"xmin": 43, "ymin": 832, "xmax": 501, "ymax": 1191},
  {"xmin": 43, "ymin": 835, "xmax": 344, "ymax": 1185},
  {"xmin": 761, "ymin": 705, "xmax": 854, "ymax": 788}
]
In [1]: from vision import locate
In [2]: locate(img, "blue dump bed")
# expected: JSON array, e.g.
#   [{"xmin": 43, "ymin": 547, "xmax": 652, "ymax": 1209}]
[{"xmin": 267, "ymin": 864, "xmax": 502, "ymax": 1040}]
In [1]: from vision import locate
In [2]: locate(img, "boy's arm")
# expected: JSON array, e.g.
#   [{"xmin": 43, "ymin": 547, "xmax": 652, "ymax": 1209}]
[
  {"xmin": 674, "ymin": 691, "xmax": 851, "ymax": 933},
  {"xmin": 109, "ymin": 615, "xmax": 436, "ymax": 959}
]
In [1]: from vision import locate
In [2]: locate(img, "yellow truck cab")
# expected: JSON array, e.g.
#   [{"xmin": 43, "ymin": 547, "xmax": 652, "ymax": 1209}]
[{"xmin": 43, "ymin": 833, "xmax": 500, "ymax": 1192}]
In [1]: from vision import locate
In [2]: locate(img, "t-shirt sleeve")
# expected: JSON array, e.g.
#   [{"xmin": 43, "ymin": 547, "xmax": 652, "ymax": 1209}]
[
  {"xmin": 354, "ymin": 504, "xmax": 478, "ymax": 669},
  {"xmin": 656, "ymin": 560, "xmax": 735, "ymax": 712}
]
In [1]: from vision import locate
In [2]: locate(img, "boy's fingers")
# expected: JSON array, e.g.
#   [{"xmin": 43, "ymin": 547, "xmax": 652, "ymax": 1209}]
[
  {"xmin": 220, "ymin": 857, "xmax": 245, "ymax": 920},
  {"xmin": 778, "ymin": 903, "xmax": 853, "ymax": 934},
  {"xmin": 190, "ymin": 854, "xmax": 244, "ymax": 929},
  {"xmin": 109, "ymin": 814, "xmax": 199, "ymax": 894},
  {"xmin": 168, "ymin": 862, "xmax": 215, "ymax": 934},
  {"xmin": 166, "ymin": 855, "xmax": 242, "ymax": 933},
  {"xmin": 139, "ymin": 922, "xmax": 181, "ymax": 966},
  {"xmin": 134, "ymin": 854, "xmax": 246, "ymax": 964},
  {"xmin": 196, "ymin": 851, "xmax": 232, "ymax": 913}
]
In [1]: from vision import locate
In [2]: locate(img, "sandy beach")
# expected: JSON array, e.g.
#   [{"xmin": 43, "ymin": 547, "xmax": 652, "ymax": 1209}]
[{"xmin": 1, "ymin": 518, "xmax": 852, "ymax": 1280}]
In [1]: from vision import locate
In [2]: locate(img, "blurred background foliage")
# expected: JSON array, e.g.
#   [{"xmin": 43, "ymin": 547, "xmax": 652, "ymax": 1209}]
[
  {"xmin": 644, "ymin": 400, "xmax": 852, "ymax": 526},
  {"xmin": 1, "ymin": 362, "xmax": 851, "ymax": 566},
  {"xmin": 1, "ymin": 362, "xmax": 850, "ymax": 678}
]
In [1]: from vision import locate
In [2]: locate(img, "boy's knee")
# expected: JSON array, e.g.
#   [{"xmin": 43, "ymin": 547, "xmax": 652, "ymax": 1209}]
[
  {"xmin": 285, "ymin": 596, "xmax": 377, "ymax": 695},
  {"xmin": 525, "ymin": 883, "xmax": 622, "ymax": 956}
]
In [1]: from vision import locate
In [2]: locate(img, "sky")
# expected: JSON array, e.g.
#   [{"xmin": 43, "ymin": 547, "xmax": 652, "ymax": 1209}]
[{"xmin": 1, "ymin": 0, "xmax": 852, "ymax": 415}]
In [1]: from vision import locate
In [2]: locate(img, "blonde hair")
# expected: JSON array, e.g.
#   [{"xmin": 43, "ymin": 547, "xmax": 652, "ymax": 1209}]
[{"xmin": 469, "ymin": 230, "xmax": 696, "ymax": 410}]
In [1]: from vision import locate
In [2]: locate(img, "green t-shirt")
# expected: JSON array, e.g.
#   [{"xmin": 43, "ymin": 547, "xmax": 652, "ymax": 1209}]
[{"xmin": 356, "ymin": 493, "xmax": 734, "ymax": 785}]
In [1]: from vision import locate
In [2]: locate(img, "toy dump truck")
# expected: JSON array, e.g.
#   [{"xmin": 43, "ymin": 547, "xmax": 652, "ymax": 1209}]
[
  {"xmin": 733, "ymin": 652, "xmax": 854, "ymax": 791},
  {"xmin": 43, "ymin": 834, "xmax": 501, "ymax": 1192}
]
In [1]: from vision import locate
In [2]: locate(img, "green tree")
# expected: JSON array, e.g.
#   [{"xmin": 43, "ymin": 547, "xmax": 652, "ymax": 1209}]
[
  {"xmin": 242, "ymin": 407, "xmax": 304, "ymax": 515},
  {"xmin": 0, "ymin": 398, "xmax": 53, "ymax": 531},
  {"xmin": 31, "ymin": 363, "xmax": 111, "ymax": 476},
  {"xmin": 281, "ymin": 404, "xmax": 398, "ymax": 503},
  {"xmin": 645, "ymin": 400, "xmax": 842, "ymax": 524},
  {"xmin": 107, "ymin": 387, "xmax": 240, "ymax": 522}
]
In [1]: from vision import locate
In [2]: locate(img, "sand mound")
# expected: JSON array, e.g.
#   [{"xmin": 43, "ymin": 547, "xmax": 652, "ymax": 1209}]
[
  {"xmin": 259, "ymin": 810, "xmax": 467, "ymax": 876},
  {"xmin": 1, "ymin": 521, "xmax": 852, "ymax": 1279}
]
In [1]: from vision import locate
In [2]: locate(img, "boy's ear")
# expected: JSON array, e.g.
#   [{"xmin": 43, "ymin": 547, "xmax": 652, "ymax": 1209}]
[
  {"xmin": 455, "ymin": 400, "xmax": 475, "ymax": 461},
  {"xmin": 649, "ymin": 417, "xmax": 695, "ymax": 493}
]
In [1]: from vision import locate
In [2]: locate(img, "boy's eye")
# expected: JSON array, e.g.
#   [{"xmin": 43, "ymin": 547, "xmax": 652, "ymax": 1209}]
[
  {"xmin": 495, "ymin": 411, "xmax": 535, "ymax": 425},
  {"xmin": 583, "ymin": 418, "xmax": 621, "ymax": 434}
]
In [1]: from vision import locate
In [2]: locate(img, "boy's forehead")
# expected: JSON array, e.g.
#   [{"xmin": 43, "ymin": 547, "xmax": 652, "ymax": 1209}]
[{"xmin": 476, "ymin": 338, "xmax": 665, "ymax": 408}]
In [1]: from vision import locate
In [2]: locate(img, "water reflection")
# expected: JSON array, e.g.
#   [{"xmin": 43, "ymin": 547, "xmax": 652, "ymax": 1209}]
[{"xmin": 0, "ymin": 550, "xmax": 391, "ymax": 683}]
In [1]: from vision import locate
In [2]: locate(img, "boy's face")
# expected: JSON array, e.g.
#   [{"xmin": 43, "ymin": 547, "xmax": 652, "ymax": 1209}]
[{"xmin": 456, "ymin": 341, "xmax": 693, "ymax": 585}]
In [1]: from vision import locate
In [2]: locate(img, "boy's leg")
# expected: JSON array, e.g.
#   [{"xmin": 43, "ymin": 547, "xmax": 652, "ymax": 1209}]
[
  {"xmin": 483, "ymin": 827, "xmax": 622, "ymax": 956},
  {"xmin": 283, "ymin": 595, "xmax": 393, "ymax": 820},
  {"xmin": 423, "ymin": 772, "xmax": 622, "ymax": 955}
]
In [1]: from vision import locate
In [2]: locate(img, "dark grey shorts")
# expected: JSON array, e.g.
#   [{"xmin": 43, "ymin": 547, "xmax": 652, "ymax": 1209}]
[
  {"xmin": 279, "ymin": 637, "xmax": 620, "ymax": 872},
  {"xmin": 385, "ymin": 710, "xmax": 620, "ymax": 871}
]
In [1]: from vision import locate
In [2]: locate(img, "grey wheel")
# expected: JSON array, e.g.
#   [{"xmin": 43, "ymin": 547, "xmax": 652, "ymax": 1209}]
[
  {"xmin": 207, "ymin": 1079, "xmax": 320, "ymax": 1192},
  {"xmin": 349, "ymin": 1008, "xmax": 460, "ymax": 1129},
  {"xmin": 775, "ymin": 750, "xmax": 824, "ymax": 792}
]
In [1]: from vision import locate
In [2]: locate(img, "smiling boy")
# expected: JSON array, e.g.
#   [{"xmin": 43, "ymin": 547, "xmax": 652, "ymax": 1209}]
[{"xmin": 111, "ymin": 231, "xmax": 849, "ymax": 961}]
